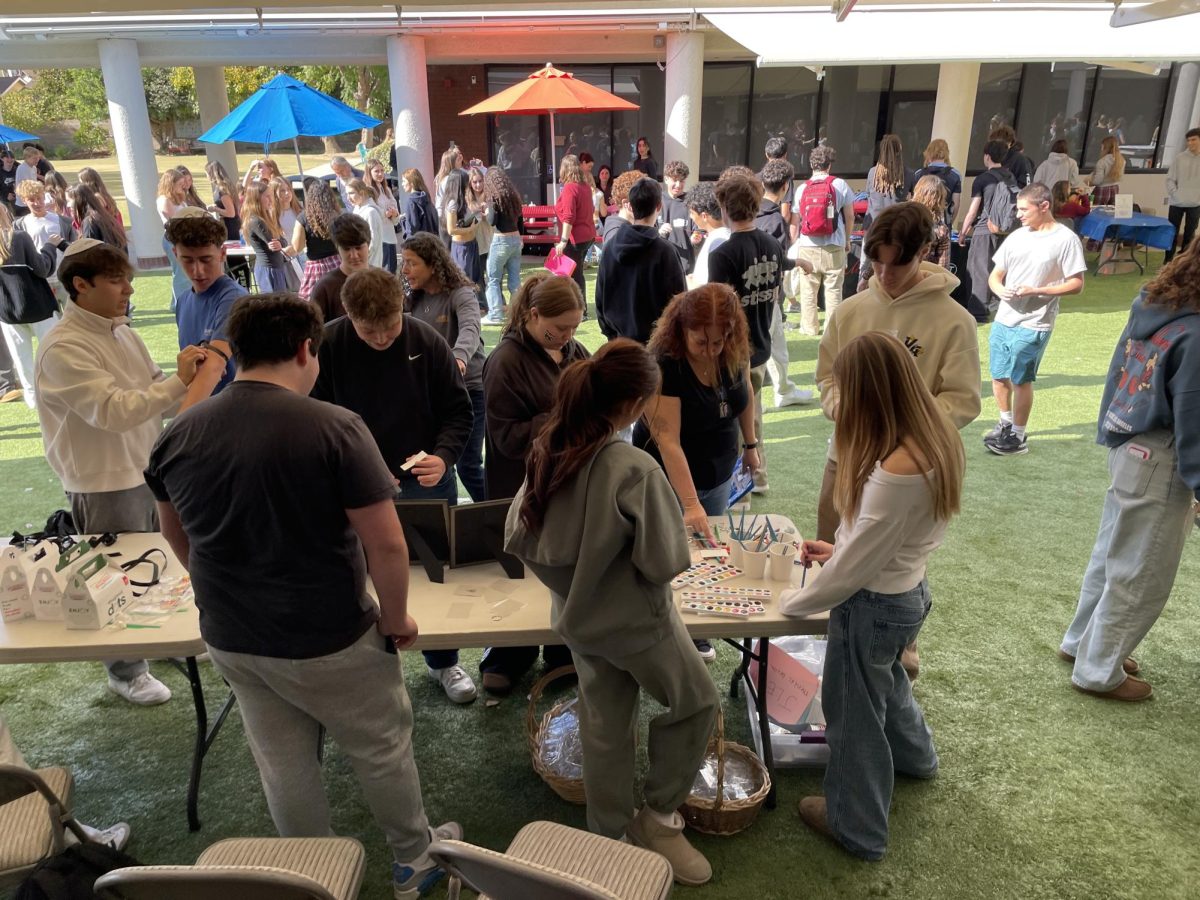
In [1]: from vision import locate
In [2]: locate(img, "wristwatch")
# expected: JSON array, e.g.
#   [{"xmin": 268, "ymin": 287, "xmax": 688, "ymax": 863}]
[{"xmin": 743, "ymin": 441, "xmax": 760, "ymax": 451}]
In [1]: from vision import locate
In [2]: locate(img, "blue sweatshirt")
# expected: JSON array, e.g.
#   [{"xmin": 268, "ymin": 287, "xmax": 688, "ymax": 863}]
[{"xmin": 1098, "ymin": 291, "xmax": 1200, "ymax": 500}]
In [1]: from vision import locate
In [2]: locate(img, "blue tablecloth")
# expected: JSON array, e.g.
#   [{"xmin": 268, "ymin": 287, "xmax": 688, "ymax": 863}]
[{"xmin": 1077, "ymin": 211, "xmax": 1176, "ymax": 250}]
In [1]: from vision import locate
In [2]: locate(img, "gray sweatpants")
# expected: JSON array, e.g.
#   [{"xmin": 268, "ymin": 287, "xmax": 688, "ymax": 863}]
[
  {"xmin": 572, "ymin": 614, "xmax": 720, "ymax": 839},
  {"xmin": 0, "ymin": 714, "xmax": 27, "ymax": 767},
  {"xmin": 207, "ymin": 627, "xmax": 433, "ymax": 865},
  {"xmin": 69, "ymin": 484, "xmax": 159, "ymax": 682}
]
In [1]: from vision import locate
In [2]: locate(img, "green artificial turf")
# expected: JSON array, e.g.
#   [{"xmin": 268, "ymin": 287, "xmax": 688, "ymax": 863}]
[{"xmin": 2, "ymin": 261, "xmax": 1198, "ymax": 900}]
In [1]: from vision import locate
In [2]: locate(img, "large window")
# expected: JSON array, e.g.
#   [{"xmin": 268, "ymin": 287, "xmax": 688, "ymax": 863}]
[
  {"xmin": 613, "ymin": 65, "xmax": 665, "ymax": 175},
  {"xmin": 1084, "ymin": 66, "xmax": 1170, "ymax": 170},
  {"xmin": 823, "ymin": 66, "xmax": 890, "ymax": 174},
  {"xmin": 967, "ymin": 64, "xmax": 1023, "ymax": 173},
  {"xmin": 700, "ymin": 63, "xmax": 753, "ymax": 172},
  {"xmin": 888, "ymin": 65, "xmax": 939, "ymax": 171},
  {"xmin": 1016, "ymin": 63, "xmax": 1095, "ymax": 169},
  {"xmin": 749, "ymin": 67, "xmax": 820, "ymax": 177}
]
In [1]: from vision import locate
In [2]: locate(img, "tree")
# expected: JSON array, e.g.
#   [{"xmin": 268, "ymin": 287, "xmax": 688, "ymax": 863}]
[
  {"xmin": 142, "ymin": 68, "xmax": 198, "ymax": 147},
  {"xmin": 296, "ymin": 65, "xmax": 390, "ymax": 153}
]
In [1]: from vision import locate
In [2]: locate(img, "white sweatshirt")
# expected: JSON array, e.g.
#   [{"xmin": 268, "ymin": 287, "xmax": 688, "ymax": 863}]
[
  {"xmin": 779, "ymin": 464, "xmax": 947, "ymax": 617},
  {"xmin": 35, "ymin": 301, "xmax": 186, "ymax": 493},
  {"xmin": 1166, "ymin": 149, "xmax": 1200, "ymax": 208}
]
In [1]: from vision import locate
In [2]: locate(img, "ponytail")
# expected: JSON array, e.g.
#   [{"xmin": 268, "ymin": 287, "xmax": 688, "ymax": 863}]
[
  {"xmin": 519, "ymin": 339, "xmax": 661, "ymax": 531},
  {"xmin": 504, "ymin": 272, "xmax": 583, "ymax": 336}
]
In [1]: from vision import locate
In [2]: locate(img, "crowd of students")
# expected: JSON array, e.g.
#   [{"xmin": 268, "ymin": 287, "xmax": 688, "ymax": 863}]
[{"xmin": 2, "ymin": 128, "xmax": 1198, "ymax": 896}]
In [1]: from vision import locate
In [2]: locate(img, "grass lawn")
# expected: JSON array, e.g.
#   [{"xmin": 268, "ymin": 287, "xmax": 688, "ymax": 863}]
[{"xmin": 1, "ymin": 261, "xmax": 1198, "ymax": 900}]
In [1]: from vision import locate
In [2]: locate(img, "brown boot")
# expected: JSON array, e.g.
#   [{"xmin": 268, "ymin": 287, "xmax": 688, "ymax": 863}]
[
  {"xmin": 626, "ymin": 807, "xmax": 712, "ymax": 886},
  {"xmin": 798, "ymin": 796, "xmax": 837, "ymax": 842},
  {"xmin": 1056, "ymin": 648, "xmax": 1139, "ymax": 676},
  {"xmin": 1073, "ymin": 675, "xmax": 1153, "ymax": 702},
  {"xmin": 901, "ymin": 642, "xmax": 920, "ymax": 680}
]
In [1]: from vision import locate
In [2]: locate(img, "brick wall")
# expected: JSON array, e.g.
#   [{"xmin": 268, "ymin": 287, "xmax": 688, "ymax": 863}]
[{"xmin": 427, "ymin": 65, "xmax": 490, "ymax": 166}]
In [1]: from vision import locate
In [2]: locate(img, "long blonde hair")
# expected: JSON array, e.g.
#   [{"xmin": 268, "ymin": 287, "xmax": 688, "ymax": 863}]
[
  {"xmin": 241, "ymin": 180, "xmax": 282, "ymax": 240},
  {"xmin": 558, "ymin": 154, "xmax": 583, "ymax": 185},
  {"xmin": 911, "ymin": 175, "xmax": 948, "ymax": 221},
  {"xmin": 270, "ymin": 177, "xmax": 302, "ymax": 216},
  {"xmin": 832, "ymin": 332, "xmax": 964, "ymax": 522},
  {"xmin": 157, "ymin": 170, "xmax": 186, "ymax": 202},
  {"xmin": 0, "ymin": 204, "xmax": 14, "ymax": 264},
  {"xmin": 1099, "ymin": 136, "xmax": 1126, "ymax": 181}
]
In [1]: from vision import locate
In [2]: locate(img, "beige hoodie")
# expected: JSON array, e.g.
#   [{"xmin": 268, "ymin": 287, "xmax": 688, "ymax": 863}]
[{"xmin": 816, "ymin": 263, "xmax": 981, "ymax": 457}]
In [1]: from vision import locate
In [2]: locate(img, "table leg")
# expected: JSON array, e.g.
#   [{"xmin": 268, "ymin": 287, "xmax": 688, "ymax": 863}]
[
  {"xmin": 725, "ymin": 637, "xmax": 752, "ymax": 699},
  {"xmin": 753, "ymin": 638, "xmax": 777, "ymax": 809},
  {"xmin": 169, "ymin": 656, "xmax": 237, "ymax": 832}
]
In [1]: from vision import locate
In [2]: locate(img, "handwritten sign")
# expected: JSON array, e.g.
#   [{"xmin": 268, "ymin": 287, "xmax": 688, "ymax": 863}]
[
  {"xmin": 1114, "ymin": 194, "xmax": 1134, "ymax": 220},
  {"xmin": 748, "ymin": 638, "xmax": 821, "ymax": 727}
]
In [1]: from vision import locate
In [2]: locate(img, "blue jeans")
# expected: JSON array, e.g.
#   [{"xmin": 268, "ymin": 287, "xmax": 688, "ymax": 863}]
[
  {"xmin": 397, "ymin": 472, "xmax": 460, "ymax": 669},
  {"xmin": 1061, "ymin": 430, "xmax": 1195, "ymax": 691},
  {"xmin": 382, "ymin": 242, "xmax": 397, "ymax": 274},
  {"xmin": 696, "ymin": 477, "xmax": 733, "ymax": 517},
  {"xmin": 458, "ymin": 389, "xmax": 487, "ymax": 502},
  {"xmin": 486, "ymin": 234, "xmax": 522, "ymax": 318},
  {"xmin": 823, "ymin": 581, "xmax": 937, "ymax": 860}
]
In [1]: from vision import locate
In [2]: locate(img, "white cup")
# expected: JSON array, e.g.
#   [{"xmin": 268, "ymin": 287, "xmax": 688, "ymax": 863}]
[
  {"xmin": 727, "ymin": 540, "xmax": 745, "ymax": 569},
  {"xmin": 768, "ymin": 542, "xmax": 797, "ymax": 582},
  {"xmin": 741, "ymin": 548, "xmax": 769, "ymax": 580}
]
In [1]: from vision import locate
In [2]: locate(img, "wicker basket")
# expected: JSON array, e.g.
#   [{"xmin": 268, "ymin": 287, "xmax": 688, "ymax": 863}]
[
  {"xmin": 526, "ymin": 665, "xmax": 587, "ymax": 805},
  {"xmin": 681, "ymin": 708, "xmax": 772, "ymax": 835}
]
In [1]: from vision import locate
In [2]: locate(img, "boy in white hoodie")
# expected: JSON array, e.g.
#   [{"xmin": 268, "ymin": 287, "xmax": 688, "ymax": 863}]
[
  {"xmin": 815, "ymin": 203, "xmax": 981, "ymax": 676},
  {"xmin": 35, "ymin": 240, "xmax": 223, "ymax": 705}
]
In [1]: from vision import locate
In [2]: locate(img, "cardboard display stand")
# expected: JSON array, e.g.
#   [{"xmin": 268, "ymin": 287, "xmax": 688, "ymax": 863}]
[{"xmin": 393, "ymin": 500, "xmax": 450, "ymax": 584}]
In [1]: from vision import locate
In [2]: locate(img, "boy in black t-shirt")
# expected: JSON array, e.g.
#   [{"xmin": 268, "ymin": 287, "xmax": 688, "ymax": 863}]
[
  {"xmin": 709, "ymin": 171, "xmax": 784, "ymax": 493},
  {"xmin": 957, "ymin": 140, "xmax": 1011, "ymax": 323}
]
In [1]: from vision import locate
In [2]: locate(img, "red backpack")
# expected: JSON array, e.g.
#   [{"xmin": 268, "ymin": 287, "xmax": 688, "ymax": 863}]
[{"xmin": 798, "ymin": 177, "xmax": 838, "ymax": 237}]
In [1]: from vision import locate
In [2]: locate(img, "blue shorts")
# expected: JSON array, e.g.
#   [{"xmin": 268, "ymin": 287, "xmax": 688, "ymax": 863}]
[{"xmin": 989, "ymin": 321, "xmax": 1051, "ymax": 384}]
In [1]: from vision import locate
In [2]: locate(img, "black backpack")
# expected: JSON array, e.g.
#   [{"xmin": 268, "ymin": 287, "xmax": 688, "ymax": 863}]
[{"xmin": 16, "ymin": 843, "xmax": 141, "ymax": 900}]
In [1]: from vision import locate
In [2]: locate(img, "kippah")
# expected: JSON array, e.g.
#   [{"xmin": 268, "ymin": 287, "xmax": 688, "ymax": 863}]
[
  {"xmin": 170, "ymin": 206, "xmax": 209, "ymax": 220},
  {"xmin": 62, "ymin": 238, "xmax": 107, "ymax": 257}
]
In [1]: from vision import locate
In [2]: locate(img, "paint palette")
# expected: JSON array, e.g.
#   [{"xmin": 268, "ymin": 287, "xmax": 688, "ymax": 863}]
[
  {"xmin": 680, "ymin": 595, "xmax": 766, "ymax": 618},
  {"xmin": 671, "ymin": 563, "xmax": 743, "ymax": 590},
  {"xmin": 701, "ymin": 587, "xmax": 772, "ymax": 600}
]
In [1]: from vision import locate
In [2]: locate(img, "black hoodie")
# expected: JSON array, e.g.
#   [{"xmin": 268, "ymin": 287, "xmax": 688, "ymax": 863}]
[
  {"xmin": 658, "ymin": 191, "xmax": 695, "ymax": 274},
  {"xmin": 595, "ymin": 223, "xmax": 687, "ymax": 344}
]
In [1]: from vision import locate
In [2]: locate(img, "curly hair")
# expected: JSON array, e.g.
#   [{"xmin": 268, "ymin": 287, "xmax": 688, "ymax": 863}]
[
  {"xmin": 401, "ymin": 232, "xmax": 475, "ymax": 294},
  {"xmin": 610, "ymin": 170, "xmax": 644, "ymax": 207},
  {"xmin": 685, "ymin": 181, "xmax": 721, "ymax": 219},
  {"xmin": 647, "ymin": 283, "xmax": 750, "ymax": 376},
  {"xmin": 303, "ymin": 178, "xmax": 340, "ymax": 241},
  {"xmin": 484, "ymin": 166, "xmax": 522, "ymax": 222},
  {"xmin": 1143, "ymin": 235, "xmax": 1200, "ymax": 311}
]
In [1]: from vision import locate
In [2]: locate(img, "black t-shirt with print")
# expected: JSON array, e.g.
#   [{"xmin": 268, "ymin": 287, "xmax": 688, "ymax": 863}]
[
  {"xmin": 633, "ymin": 356, "xmax": 751, "ymax": 490},
  {"xmin": 145, "ymin": 381, "xmax": 395, "ymax": 659},
  {"xmin": 707, "ymin": 229, "xmax": 782, "ymax": 369}
]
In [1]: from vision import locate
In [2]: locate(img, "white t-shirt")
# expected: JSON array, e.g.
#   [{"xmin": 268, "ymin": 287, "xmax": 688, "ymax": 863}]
[
  {"xmin": 19, "ymin": 212, "xmax": 67, "ymax": 261},
  {"xmin": 691, "ymin": 226, "xmax": 730, "ymax": 286},
  {"xmin": 992, "ymin": 223, "xmax": 1086, "ymax": 332}
]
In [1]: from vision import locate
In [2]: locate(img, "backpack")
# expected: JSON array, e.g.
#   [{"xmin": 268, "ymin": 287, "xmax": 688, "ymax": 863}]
[
  {"xmin": 798, "ymin": 177, "xmax": 838, "ymax": 237},
  {"xmin": 984, "ymin": 169, "xmax": 1020, "ymax": 235},
  {"xmin": 16, "ymin": 842, "xmax": 141, "ymax": 900}
]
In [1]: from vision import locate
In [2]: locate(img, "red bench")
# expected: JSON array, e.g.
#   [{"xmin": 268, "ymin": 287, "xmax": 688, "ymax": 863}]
[{"xmin": 521, "ymin": 203, "xmax": 619, "ymax": 248}]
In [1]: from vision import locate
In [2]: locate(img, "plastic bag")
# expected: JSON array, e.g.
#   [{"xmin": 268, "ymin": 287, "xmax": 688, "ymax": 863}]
[
  {"xmin": 690, "ymin": 751, "xmax": 763, "ymax": 802},
  {"xmin": 539, "ymin": 698, "xmax": 584, "ymax": 779}
]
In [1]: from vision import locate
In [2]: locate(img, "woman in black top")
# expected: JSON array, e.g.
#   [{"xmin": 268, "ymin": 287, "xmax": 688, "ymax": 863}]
[
  {"xmin": 480, "ymin": 272, "xmax": 589, "ymax": 692},
  {"xmin": 205, "ymin": 161, "xmax": 242, "ymax": 243},
  {"xmin": 633, "ymin": 283, "xmax": 760, "ymax": 537},
  {"xmin": 291, "ymin": 178, "xmax": 341, "ymax": 300},
  {"xmin": 632, "ymin": 136, "xmax": 659, "ymax": 179},
  {"xmin": 242, "ymin": 181, "xmax": 298, "ymax": 292},
  {"xmin": 482, "ymin": 166, "xmax": 524, "ymax": 324}
]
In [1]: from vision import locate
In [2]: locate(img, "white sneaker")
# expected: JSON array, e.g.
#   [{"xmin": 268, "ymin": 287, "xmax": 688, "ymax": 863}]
[
  {"xmin": 80, "ymin": 822, "xmax": 131, "ymax": 851},
  {"xmin": 393, "ymin": 821, "xmax": 463, "ymax": 899},
  {"xmin": 107, "ymin": 673, "xmax": 171, "ymax": 706},
  {"xmin": 774, "ymin": 388, "xmax": 813, "ymax": 409},
  {"xmin": 428, "ymin": 665, "xmax": 477, "ymax": 704}
]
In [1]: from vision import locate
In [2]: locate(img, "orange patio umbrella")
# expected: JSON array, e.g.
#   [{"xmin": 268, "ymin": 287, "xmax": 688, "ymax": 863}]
[{"xmin": 460, "ymin": 63, "xmax": 639, "ymax": 200}]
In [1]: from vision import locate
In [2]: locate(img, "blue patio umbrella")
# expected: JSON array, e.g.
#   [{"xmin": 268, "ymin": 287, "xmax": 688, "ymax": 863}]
[
  {"xmin": 0, "ymin": 124, "xmax": 39, "ymax": 147},
  {"xmin": 197, "ymin": 73, "xmax": 382, "ymax": 175}
]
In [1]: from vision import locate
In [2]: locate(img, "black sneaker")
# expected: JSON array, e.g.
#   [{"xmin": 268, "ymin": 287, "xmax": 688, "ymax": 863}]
[
  {"xmin": 983, "ymin": 421, "xmax": 1010, "ymax": 443},
  {"xmin": 985, "ymin": 429, "xmax": 1028, "ymax": 455}
]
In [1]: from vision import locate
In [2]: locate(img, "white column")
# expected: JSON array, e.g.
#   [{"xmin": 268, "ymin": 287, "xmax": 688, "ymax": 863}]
[
  {"xmin": 931, "ymin": 63, "xmax": 980, "ymax": 174},
  {"xmin": 1066, "ymin": 69, "xmax": 1089, "ymax": 124},
  {"xmin": 193, "ymin": 65, "xmax": 239, "ymax": 182},
  {"xmin": 386, "ymin": 34, "xmax": 434, "ymax": 180},
  {"xmin": 664, "ymin": 31, "xmax": 704, "ymax": 180},
  {"xmin": 98, "ymin": 39, "xmax": 163, "ymax": 268},
  {"xmin": 1161, "ymin": 62, "xmax": 1200, "ymax": 164}
]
